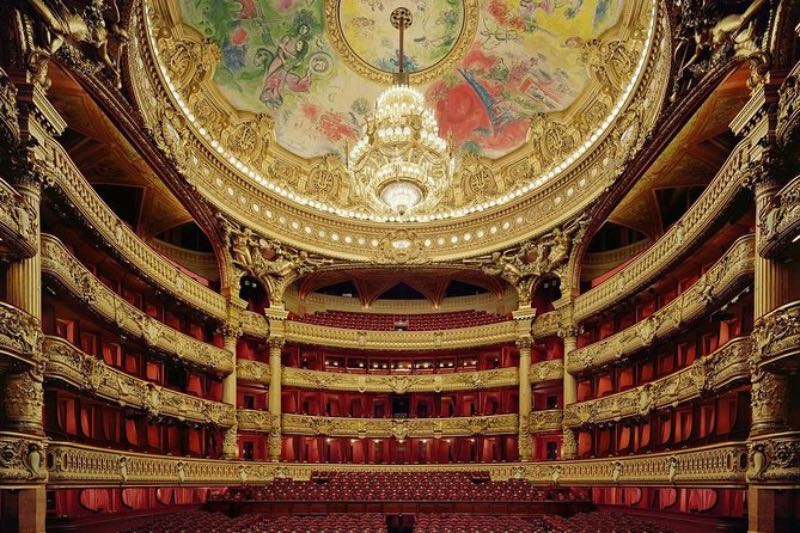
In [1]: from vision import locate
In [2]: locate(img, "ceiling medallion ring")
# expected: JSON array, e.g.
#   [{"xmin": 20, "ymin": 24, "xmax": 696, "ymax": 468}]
[{"xmin": 325, "ymin": 0, "xmax": 479, "ymax": 85}]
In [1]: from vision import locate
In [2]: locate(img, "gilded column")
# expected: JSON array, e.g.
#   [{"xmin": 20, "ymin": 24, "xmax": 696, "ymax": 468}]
[
  {"xmin": 559, "ymin": 327, "xmax": 578, "ymax": 459},
  {"xmin": 268, "ymin": 337, "xmax": 284, "ymax": 462},
  {"xmin": 517, "ymin": 338, "xmax": 533, "ymax": 462},
  {"xmin": 221, "ymin": 324, "xmax": 241, "ymax": 459}
]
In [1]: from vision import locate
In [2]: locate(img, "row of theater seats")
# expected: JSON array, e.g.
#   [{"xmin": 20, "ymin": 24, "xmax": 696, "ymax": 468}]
[
  {"xmin": 124, "ymin": 511, "xmax": 387, "ymax": 532},
  {"xmin": 124, "ymin": 511, "xmax": 676, "ymax": 532},
  {"xmin": 289, "ymin": 310, "xmax": 510, "ymax": 331},
  {"xmin": 214, "ymin": 472, "xmax": 584, "ymax": 502}
]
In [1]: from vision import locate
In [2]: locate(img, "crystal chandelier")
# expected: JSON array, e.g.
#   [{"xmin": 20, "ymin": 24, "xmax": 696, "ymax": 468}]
[{"xmin": 347, "ymin": 7, "xmax": 453, "ymax": 216}]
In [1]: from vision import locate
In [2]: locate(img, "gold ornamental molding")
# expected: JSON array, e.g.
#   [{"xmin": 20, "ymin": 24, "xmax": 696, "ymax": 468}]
[
  {"xmin": 531, "ymin": 311, "xmax": 561, "ymax": 339},
  {"xmin": 528, "ymin": 410, "xmax": 563, "ymax": 434},
  {"xmin": 237, "ymin": 409, "xmax": 278, "ymax": 434},
  {"xmin": 758, "ymin": 175, "xmax": 800, "ymax": 257},
  {"xmin": 37, "ymin": 137, "xmax": 227, "ymax": 321},
  {"xmin": 282, "ymin": 319, "xmax": 518, "ymax": 351},
  {"xmin": 564, "ymin": 337, "xmax": 752, "ymax": 429},
  {"xmin": 748, "ymin": 431, "xmax": 800, "ymax": 487},
  {"xmin": 40, "ymin": 235, "xmax": 233, "ymax": 375},
  {"xmin": 752, "ymin": 300, "xmax": 800, "ymax": 372},
  {"xmin": 0, "ymin": 431, "xmax": 48, "ymax": 487},
  {"xmin": 568, "ymin": 235, "xmax": 755, "ymax": 374},
  {"xmin": 281, "ymin": 413, "xmax": 518, "ymax": 439},
  {"xmin": 128, "ymin": 0, "xmax": 668, "ymax": 262},
  {"xmin": 0, "ymin": 302, "xmax": 42, "ymax": 366},
  {"xmin": 44, "ymin": 337, "xmax": 235, "ymax": 428},
  {"xmin": 44, "ymin": 440, "xmax": 747, "ymax": 488},
  {"xmin": 238, "ymin": 359, "xmax": 561, "ymax": 392},
  {"xmin": 241, "ymin": 310, "xmax": 269, "ymax": 338},
  {"xmin": 0, "ymin": 178, "xmax": 38, "ymax": 261},
  {"xmin": 573, "ymin": 138, "xmax": 756, "ymax": 323},
  {"xmin": 777, "ymin": 59, "xmax": 800, "ymax": 142}
]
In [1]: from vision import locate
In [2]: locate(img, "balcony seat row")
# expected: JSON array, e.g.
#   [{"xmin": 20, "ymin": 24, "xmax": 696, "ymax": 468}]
[{"xmin": 289, "ymin": 310, "xmax": 510, "ymax": 331}]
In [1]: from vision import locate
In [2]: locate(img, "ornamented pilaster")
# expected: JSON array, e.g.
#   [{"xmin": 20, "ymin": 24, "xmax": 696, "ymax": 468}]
[
  {"xmin": 220, "ymin": 319, "xmax": 242, "ymax": 459},
  {"xmin": 268, "ymin": 337, "xmax": 284, "ymax": 462},
  {"xmin": 517, "ymin": 337, "xmax": 533, "ymax": 462},
  {"xmin": 2, "ymin": 360, "xmax": 45, "ymax": 436},
  {"xmin": 558, "ymin": 323, "xmax": 579, "ymax": 459}
]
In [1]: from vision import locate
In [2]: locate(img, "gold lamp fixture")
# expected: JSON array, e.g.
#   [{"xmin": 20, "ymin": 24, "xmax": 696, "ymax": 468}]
[{"xmin": 347, "ymin": 7, "xmax": 454, "ymax": 217}]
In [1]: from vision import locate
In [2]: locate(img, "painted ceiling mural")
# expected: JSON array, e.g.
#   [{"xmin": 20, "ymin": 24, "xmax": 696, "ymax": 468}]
[{"xmin": 178, "ymin": 0, "xmax": 625, "ymax": 160}]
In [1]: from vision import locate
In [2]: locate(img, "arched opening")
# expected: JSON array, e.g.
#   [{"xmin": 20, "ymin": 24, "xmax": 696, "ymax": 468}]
[
  {"xmin": 239, "ymin": 275, "xmax": 269, "ymax": 314},
  {"xmin": 531, "ymin": 276, "xmax": 562, "ymax": 314}
]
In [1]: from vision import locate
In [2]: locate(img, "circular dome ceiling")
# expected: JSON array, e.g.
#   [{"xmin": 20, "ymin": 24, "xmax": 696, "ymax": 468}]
[{"xmin": 177, "ymin": 0, "xmax": 629, "ymax": 160}]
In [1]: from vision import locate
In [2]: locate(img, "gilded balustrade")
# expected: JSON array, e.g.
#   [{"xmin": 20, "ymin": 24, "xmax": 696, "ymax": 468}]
[
  {"xmin": 0, "ymin": 178, "xmax": 38, "ymax": 260},
  {"xmin": 44, "ymin": 336, "xmax": 235, "ymax": 427},
  {"xmin": 44, "ymin": 440, "xmax": 747, "ymax": 488},
  {"xmin": 568, "ymin": 235, "xmax": 755, "ymax": 374},
  {"xmin": 531, "ymin": 311, "xmax": 560, "ymax": 338},
  {"xmin": 38, "ymin": 137, "xmax": 227, "ymax": 320},
  {"xmin": 241, "ymin": 310, "xmax": 269, "ymax": 337},
  {"xmin": 564, "ymin": 337, "xmax": 753, "ymax": 428},
  {"xmin": 757, "ymin": 175, "xmax": 800, "ymax": 257},
  {"xmin": 282, "ymin": 320, "xmax": 518, "ymax": 351},
  {"xmin": 752, "ymin": 300, "xmax": 800, "ymax": 372},
  {"xmin": 281, "ymin": 413, "xmax": 518, "ymax": 439},
  {"xmin": 237, "ymin": 359, "xmax": 562, "ymax": 391},
  {"xmin": 0, "ymin": 302, "xmax": 42, "ymax": 365},
  {"xmin": 40, "ymin": 235, "xmax": 233, "ymax": 374},
  {"xmin": 573, "ymin": 141, "xmax": 753, "ymax": 323},
  {"xmin": 528, "ymin": 410, "xmax": 563, "ymax": 434}
]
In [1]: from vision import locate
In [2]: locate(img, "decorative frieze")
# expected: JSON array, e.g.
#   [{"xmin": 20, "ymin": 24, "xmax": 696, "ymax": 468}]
[
  {"xmin": 757, "ymin": 175, "xmax": 800, "ymax": 258},
  {"xmin": 281, "ymin": 414, "xmax": 518, "ymax": 439},
  {"xmin": 574, "ymin": 141, "xmax": 754, "ymax": 322},
  {"xmin": 241, "ymin": 310, "xmax": 269, "ymax": 338},
  {"xmin": 237, "ymin": 409, "xmax": 278, "ymax": 434},
  {"xmin": 0, "ymin": 302, "xmax": 42, "ymax": 364},
  {"xmin": 44, "ymin": 337, "xmax": 235, "ymax": 428},
  {"xmin": 564, "ymin": 337, "xmax": 752, "ymax": 428},
  {"xmin": 528, "ymin": 410, "xmax": 563, "ymax": 434},
  {"xmin": 748, "ymin": 431, "xmax": 800, "ymax": 485},
  {"xmin": 38, "ymin": 137, "xmax": 227, "ymax": 320},
  {"xmin": 751, "ymin": 299, "xmax": 800, "ymax": 371},
  {"xmin": 44, "ymin": 440, "xmax": 747, "ymax": 488},
  {"xmin": 0, "ymin": 178, "xmax": 38, "ymax": 260},
  {"xmin": 568, "ymin": 235, "xmax": 755, "ymax": 373},
  {"xmin": 40, "ymin": 235, "xmax": 233, "ymax": 374}
]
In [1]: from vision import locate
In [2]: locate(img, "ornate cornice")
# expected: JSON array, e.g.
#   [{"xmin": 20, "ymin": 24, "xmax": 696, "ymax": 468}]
[
  {"xmin": 574, "ymin": 137, "xmax": 755, "ymax": 322},
  {"xmin": 0, "ymin": 178, "xmax": 38, "ymax": 260},
  {"xmin": 282, "ymin": 320, "xmax": 517, "ymax": 352},
  {"xmin": 37, "ymin": 137, "xmax": 227, "ymax": 320},
  {"xmin": 0, "ymin": 301, "xmax": 42, "ymax": 365},
  {"xmin": 44, "ymin": 440, "xmax": 747, "ymax": 488},
  {"xmin": 758, "ymin": 174, "xmax": 800, "ymax": 258},
  {"xmin": 528, "ymin": 410, "xmax": 563, "ymax": 434},
  {"xmin": 44, "ymin": 336, "xmax": 235, "ymax": 428},
  {"xmin": 564, "ymin": 337, "xmax": 752, "ymax": 428},
  {"xmin": 281, "ymin": 414, "xmax": 518, "ymax": 439},
  {"xmin": 568, "ymin": 235, "xmax": 755, "ymax": 374},
  {"xmin": 752, "ymin": 299, "xmax": 800, "ymax": 372},
  {"xmin": 40, "ymin": 235, "xmax": 233, "ymax": 374}
]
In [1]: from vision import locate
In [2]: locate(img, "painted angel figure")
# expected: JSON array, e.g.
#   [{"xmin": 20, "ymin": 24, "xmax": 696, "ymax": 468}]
[{"xmin": 258, "ymin": 25, "xmax": 312, "ymax": 108}]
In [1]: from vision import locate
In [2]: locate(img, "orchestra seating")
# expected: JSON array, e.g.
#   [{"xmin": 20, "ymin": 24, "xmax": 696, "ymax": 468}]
[
  {"xmin": 289, "ymin": 310, "xmax": 510, "ymax": 331},
  {"xmin": 213, "ymin": 472, "xmax": 581, "ymax": 502},
  {"xmin": 123, "ymin": 510, "xmax": 677, "ymax": 532}
]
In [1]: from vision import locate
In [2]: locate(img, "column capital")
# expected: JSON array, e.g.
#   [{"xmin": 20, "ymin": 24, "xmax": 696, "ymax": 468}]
[{"xmin": 516, "ymin": 337, "xmax": 533, "ymax": 351}]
